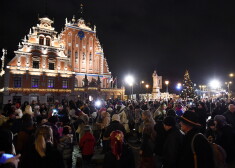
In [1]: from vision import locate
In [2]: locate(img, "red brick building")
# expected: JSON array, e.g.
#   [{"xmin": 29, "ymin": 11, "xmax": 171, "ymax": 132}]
[{"xmin": 0, "ymin": 16, "xmax": 124, "ymax": 104}]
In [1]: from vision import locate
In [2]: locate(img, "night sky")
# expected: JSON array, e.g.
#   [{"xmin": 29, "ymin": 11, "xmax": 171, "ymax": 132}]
[{"xmin": 1, "ymin": 0, "xmax": 235, "ymax": 92}]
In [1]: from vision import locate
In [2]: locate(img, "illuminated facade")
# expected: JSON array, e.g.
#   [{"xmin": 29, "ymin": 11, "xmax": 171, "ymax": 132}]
[{"xmin": 0, "ymin": 16, "xmax": 124, "ymax": 104}]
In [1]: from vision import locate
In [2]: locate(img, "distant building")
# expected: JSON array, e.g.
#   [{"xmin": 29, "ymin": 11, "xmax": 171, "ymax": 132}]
[{"xmin": 0, "ymin": 16, "xmax": 124, "ymax": 104}]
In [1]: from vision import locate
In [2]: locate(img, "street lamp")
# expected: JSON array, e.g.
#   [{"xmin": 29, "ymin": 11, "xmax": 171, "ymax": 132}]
[
  {"xmin": 125, "ymin": 75, "xmax": 134, "ymax": 100},
  {"xmin": 225, "ymin": 81, "xmax": 232, "ymax": 99},
  {"xmin": 229, "ymin": 73, "xmax": 234, "ymax": 78},
  {"xmin": 165, "ymin": 80, "xmax": 169, "ymax": 93},
  {"xmin": 176, "ymin": 83, "xmax": 182, "ymax": 90}
]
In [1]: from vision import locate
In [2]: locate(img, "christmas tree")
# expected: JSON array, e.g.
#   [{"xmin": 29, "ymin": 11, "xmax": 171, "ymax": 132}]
[{"xmin": 180, "ymin": 70, "xmax": 196, "ymax": 99}]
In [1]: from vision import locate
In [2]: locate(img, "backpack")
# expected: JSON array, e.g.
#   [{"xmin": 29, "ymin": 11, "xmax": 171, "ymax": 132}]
[{"xmin": 191, "ymin": 133, "xmax": 227, "ymax": 168}]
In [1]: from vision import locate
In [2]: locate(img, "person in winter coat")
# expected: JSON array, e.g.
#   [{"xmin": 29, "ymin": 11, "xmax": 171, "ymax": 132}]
[
  {"xmin": 116, "ymin": 103, "xmax": 129, "ymax": 133},
  {"xmin": 103, "ymin": 114, "xmax": 126, "ymax": 152},
  {"xmin": 140, "ymin": 110, "xmax": 156, "ymax": 168},
  {"xmin": 103, "ymin": 130, "xmax": 135, "ymax": 168},
  {"xmin": 58, "ymin": 126, "xmax": 73, "ymax": 168},
  {"xmin": 154, "ymin": 103, "xmax": 166, "ymax": 121},
  {"xmin": 179, "ymin": 111, "xmax": 214, "ymax": 168},
  {"xmin": 195, "ymin": 102, "xmax": 208, "ymax": 134},
  {"xmin": 162, "ymin": 117, "xmax": 183, "ymax": 168},
  {"xmin": 223, "ymin": 104, "xmax": 235, "ymax": 133},
  {"xmin": 22, "ymin": 125, "xmax": 64, "ymax": 168},
  {"xmin": 79, "ymin": 125, "xmax": 95, "ymax": 168},
  {"xmin": 214, "ymin": 115, "xmax": 235, "ymax": 167}
]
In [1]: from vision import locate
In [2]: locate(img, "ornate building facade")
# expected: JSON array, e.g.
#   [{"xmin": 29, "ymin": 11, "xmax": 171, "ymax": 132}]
[{"xmin": 0, "ymin": 16, "xmax": 124, "ymax": 104}]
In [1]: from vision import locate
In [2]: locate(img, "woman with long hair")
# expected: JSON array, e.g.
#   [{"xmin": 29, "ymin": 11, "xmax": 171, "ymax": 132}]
[{"xmin": 22, "ymin": 125, "xmax": 64, "ymax": 168}]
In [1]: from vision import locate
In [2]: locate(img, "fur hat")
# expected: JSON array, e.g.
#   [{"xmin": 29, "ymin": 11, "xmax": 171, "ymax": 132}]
[
  {"xmin": 180, "ymin": 111, "xmax": 201, "ymax": 127},
  {"xmin": 112, "ymin": 114, "xmax": 120, "ymax": 122}
]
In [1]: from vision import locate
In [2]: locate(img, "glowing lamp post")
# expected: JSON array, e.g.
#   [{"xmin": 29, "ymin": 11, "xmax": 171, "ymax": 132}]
[
  {"xmin": 176, "ymin": 83, "xmax": 182, "ymax": 95},
  {"xmin": 165, "ymin": 80, "xmax": 169, "ymax": 93},
  {"xmin": 176, "ymin": 83, "xmax": 182, "ymax": 90},
  {"xmin": 229, "ymin": 73, "xmax": 234, "ymax": 78},
  {"xmin": 125, "ymin": 75, "xmax": 134, "ymax": 100}
]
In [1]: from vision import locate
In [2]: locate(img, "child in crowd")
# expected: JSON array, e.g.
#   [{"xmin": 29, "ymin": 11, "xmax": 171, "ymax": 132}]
[{"xmin": 79, "ymin": 125, "xmax": 95, "ymax": 168}]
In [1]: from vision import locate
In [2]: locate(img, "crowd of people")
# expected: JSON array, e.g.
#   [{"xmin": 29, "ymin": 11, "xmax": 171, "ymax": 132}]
[{"xmin": 0, "ymin": 97, "xmax": 235, "ymax": 168}]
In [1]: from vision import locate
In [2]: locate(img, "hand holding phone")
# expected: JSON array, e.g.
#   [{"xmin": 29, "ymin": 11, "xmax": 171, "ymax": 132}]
[
  {"xmin": 5, "ymin": 154, "xmax": 21, "ymax": 168},
  {"xmin": 0, "ymin": 153, "xmax": 15, "ymax": 163}
]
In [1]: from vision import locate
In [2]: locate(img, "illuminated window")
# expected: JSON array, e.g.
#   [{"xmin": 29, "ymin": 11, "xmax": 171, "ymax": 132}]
[
  {"xmin": 39, "ymin": 37, "xmax": 44, "ymax": 45},
  {"xmin": 14, "ymin": 77, "xmax": 21, "ymax": 88},
  {"xmin": 46, "ymin": 38, "xmax": 50, "ymax": 46},
  {"xmin": 62, "ymin": 80, "xmax": 68, "ymax": 88},
  {"xmin": 32, "ymin": 78, "xmax": 39, "ymax": 88},
  {"xmin": 49, "ymin": 63, "xmax": 54, "ymax": 70},
  {"xmin": 48, "ymin": 79, "xmax": 54, "ymax": 88},
  {"xmin": 33, "ymin": 61, "xmax": 39, "ymax": 69}
]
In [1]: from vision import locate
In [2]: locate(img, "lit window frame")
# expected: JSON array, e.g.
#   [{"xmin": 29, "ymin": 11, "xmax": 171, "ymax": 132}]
[
  {"xmin": 62, "ymin": 80, "xmax": 68, "ymax": 88},
  {"xmin": 32, "ymin": 78, "xmax": 39, "ymax": 88},
  {"xmin": 48, "ymin": 79, "xmax": 54, "ymax": 88},
  {"xmin": 14, "ymin": 77, "xmax": 21, "ymax": 88}
]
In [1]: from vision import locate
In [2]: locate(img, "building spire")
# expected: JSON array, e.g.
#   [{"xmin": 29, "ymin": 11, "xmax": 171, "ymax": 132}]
[{"xmin": 80, "ymin": 3, "xmax": 84, "ymax": 18}]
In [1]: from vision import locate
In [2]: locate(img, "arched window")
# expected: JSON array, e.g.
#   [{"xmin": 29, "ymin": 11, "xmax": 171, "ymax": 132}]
[{"xmin": 39, "ymin": 37, "xmax": 44, "ymax": 45}]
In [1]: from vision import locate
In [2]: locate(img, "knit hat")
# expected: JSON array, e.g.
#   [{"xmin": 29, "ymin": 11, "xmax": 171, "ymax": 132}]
[
  {"xmin": 110, "ymin": 130, "xmax": 124, "ymax": 160},
  {"xmin": 180, "ymin": 111, "xmax": 201, "ymax": 127},
  {"xmin": 163, "ymin": 116, "xmax": 176, "ymax": 127},
  {"xmin": 112, "ymin": 114, "xmax": 120, "ymax": 122}
]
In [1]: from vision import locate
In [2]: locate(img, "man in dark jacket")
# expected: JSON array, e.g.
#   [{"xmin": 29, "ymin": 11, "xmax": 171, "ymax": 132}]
[
  {"xmin": 179, "ymin": 111, "xmax": 214, "ymax": 168},
  {"xmin": 223, "ymin": 104, "xmax": 235, "ymax": 133},
  {"xmin": 162, "ymin": 117, "xmax": 183, "ymax": 168}
]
